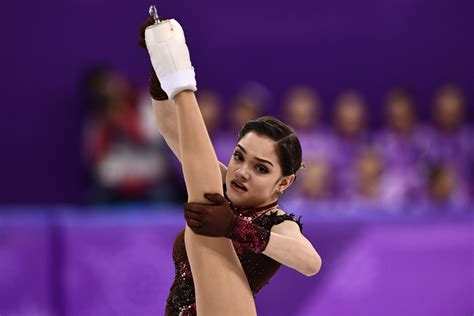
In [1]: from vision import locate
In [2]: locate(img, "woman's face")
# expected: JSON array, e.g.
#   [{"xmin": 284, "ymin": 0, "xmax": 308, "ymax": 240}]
[{"xmin": 225, "ymin": 132, "xmax": 293, "ymax": 208}]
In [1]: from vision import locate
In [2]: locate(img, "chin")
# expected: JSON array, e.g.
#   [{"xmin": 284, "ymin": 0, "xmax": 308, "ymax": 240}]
[
  {"xmin": 227, "ymin": 191, "xmax": 249, "ymax": 208},
  {"xmin": 226, "ymin": 190, "xmax": 241, "ymax": 203}
]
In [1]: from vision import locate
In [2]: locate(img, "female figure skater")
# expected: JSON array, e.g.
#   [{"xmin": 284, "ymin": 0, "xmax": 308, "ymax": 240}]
[{"xmin": 139, "ymin": 10, "xmax": 321, "ymax": 315}]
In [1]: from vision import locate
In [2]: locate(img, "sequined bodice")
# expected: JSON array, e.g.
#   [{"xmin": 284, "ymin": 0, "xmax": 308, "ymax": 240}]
[{"xmin": 165, "ymin": 211, "xmax": 303, "ymax": 316}]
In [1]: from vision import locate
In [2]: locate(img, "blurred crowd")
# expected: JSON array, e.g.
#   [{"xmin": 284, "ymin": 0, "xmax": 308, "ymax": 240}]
[{"xmin": 80, "ymin": 67, "xmax": 473, "ymax": 214}]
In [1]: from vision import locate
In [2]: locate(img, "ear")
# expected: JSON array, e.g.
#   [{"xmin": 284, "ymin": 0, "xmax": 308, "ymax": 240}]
[{"xmin": 278, "ymin": 174, "xmax": 295, "ymax": 193}]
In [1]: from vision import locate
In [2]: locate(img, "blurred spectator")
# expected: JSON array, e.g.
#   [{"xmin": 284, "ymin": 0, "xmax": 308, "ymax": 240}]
[
  {"xmin": 230, "ymin": 94, "xmax": 261, "ymax": 131},
  {"xmin": 373, "ymin": 88, "xmax": 426, "ymax": 203},
  {"xmin": 280, "ymin": 157, "xmax": 333, "ymax": 215},
  {"xmin": 281, "ymin": 86, "xmax": 335, "ymax": 199},
  {"xmin": 334, "ymin": 90, "xmax": 367, "ymax": 138},
  {"xmin": 341, "ymin": 148, "xmax": 412, "ymax": 214},
  {"xmin": 331, "ymin": 90, "xmax": 370, "ymax": 196},
  {"xmin": 298, "ymin": 158, "xmax": 332, "ymax": 200},
  {"xmin": 81, "ymin": 67, "xmax": 175, "ymax": 204},
  {"xmin": 433, "ymin": 85, "xmax": 466, "ymax": 132},
  {"xmin": 283, "ymin": 86, "xmax": 320, "ymax": 133},
  {"xmin": 214, "ymin": 82, "xmax": 270, "ymax": 163},
  {"xmin": 428, "ymin": 165, "xmax": 457, "ymax": 202},
  {"xmin": 384, "ymin": 88, "xmax": 416, "ymax": 136},
  {"xmin": 425, "ymin": 84, "xmax": 473, "ymax": 201},
  {"xmin": 418, "ymin": 163, "xmax": 470, "ymax": 213},
  {"xmin": 350, "ymin": 149, "xmax": 384, "ymax": 201},
  {"xmin": 197, "ymin": 90, "xmax": 222, "ymax": 137}
]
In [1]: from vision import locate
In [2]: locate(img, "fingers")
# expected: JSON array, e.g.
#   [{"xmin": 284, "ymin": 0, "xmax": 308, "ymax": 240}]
[
  {"xmin": 203, "ymin": 193, "xmax": 227, "ymax": 205},
  {"xmin": 184, "ymin": 211, "xmax": 201, "ymax": 228},
  {"xmin": 187, "ymin": 224, "xmax": 212, "ymax": 237},
  {"xmin": 138, "ymin": 37, "xmax": 146, "ymax": 49},
  {"xmin": 186, "ymin": 218, "xmax": 201, "ymax": 228},
  {"xmin": 138, "ymin": 16, "xmax": 155, "ymax": 49},
  {"xmin": 187, "ymin": 222, "xmax": 202, "ymax": 234},
  {"xmin": 184, "ymin": 202, "xmax": 209, "ymax": 214},
  {"xmin": 139, "ymin": 16, "xmax": 155, "ymax": 37},
  {"xmin": 184, "ymin": 205, "xmax": 203, "ymax": 229},
  {"xmin": 184, "ymin": 208, "xmax": 201, "ymax": 221}
]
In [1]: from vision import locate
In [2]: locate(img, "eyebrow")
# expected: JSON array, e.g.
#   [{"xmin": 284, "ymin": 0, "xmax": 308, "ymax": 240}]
[{"xmin": 236, "ymin": 144, "xmax": 274, "ymax": 167}]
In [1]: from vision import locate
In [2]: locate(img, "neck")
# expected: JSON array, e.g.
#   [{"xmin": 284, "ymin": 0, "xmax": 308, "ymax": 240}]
[
  {"xmin": 223, "ymin": 184, "xmax": 279, "ymax": 216},
  {"xmin": 229, "ymin": 199, "xmax": 279, "ymax": 216}
]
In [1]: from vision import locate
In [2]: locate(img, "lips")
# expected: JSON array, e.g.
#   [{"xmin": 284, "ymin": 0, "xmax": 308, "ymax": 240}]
[{"xmin": 231, "ymin": 180, "xmax": 247, "ymax": 192}]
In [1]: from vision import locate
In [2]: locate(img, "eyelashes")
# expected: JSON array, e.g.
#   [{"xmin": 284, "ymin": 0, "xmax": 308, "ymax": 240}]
[
  {"xmin": 256, "ymin": 166, "xmax": 269, "ymax": 174},
  {"xmin": 233, "ymin": 152, "xmax": 242, "ymax": 161}
]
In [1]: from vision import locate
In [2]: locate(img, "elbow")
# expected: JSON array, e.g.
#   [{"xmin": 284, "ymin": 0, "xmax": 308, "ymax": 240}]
[{"xmin": 302, "ymin": 253, "xmax": 322, "ymax": 277}]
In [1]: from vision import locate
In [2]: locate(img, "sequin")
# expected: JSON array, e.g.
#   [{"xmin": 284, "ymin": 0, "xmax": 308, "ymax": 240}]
[{"xmin": 226, "ymin": 217, "xmax": 271, "ymax": 253}]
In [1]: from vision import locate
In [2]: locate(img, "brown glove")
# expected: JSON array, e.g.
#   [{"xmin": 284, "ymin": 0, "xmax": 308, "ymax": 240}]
[
  {"xmin": 184, "ymin": 193, "xmax": 238, "ymax": 238},
  {"xmin": 138, "ymin": 16, "xmax": 168, "ymax": 101},
  {"xmin": 184, "ymin": 193, "xmax": 271, "ymax": 253}
]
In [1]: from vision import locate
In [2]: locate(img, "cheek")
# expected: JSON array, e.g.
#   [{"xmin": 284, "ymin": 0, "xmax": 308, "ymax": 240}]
[
  {"xmin": 225, "ymin": 163, "xmax": 236, "ymax": 177},
  {"xmin": 251, "ymin": 176, "xmax": 276, "ymax": 194},
  {"xmin": 227, "ymin": 159, "xmax": 238, "ymax": 172},
  {"xmin": 225, "ymin": 165, "xmax": 239, "ymax": 186}
]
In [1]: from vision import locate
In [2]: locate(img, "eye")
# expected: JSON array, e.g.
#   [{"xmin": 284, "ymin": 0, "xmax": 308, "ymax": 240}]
[
  {"xmin": 256, "ymin": 165, "xmax": 268, "ymax": 174},
  {"xmin": 233, "ymin": 151, "xmax": 243, "ymax": 161}
]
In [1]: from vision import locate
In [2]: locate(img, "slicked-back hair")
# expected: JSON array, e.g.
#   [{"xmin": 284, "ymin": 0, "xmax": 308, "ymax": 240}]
[{"xmin": 237, "ymin": 116, "xmax": 303, "ymax": 177}]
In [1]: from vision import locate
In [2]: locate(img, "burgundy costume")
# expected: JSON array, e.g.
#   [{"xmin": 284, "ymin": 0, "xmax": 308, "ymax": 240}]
[{"xmin": 165, "ymin": 192, "xmax": 303, "ymax": 315}]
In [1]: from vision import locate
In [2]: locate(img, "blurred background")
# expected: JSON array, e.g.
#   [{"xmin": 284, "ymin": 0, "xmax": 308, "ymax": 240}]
[{"xmin": 1, "ymin": 0, "xmax": 473, "ymax": 315}]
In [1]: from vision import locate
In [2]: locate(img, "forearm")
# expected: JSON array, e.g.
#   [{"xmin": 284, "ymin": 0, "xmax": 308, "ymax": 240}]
[
  {"xmin": 153, "ymin": 98, "xmax": 229, "ymax": 185},
  {"xmin": 174, "ymin": 91, "xmax": 222, "ymax": 201},
  {"xmin": 262, "ymin": 232, "xmax": 322, "ymax": 276},
  {"xmin": 227, "ymin": 217, "xmax": 321, "ymax": 276},
  {"xmin": 152, "ymin": 99, "xmax": 182, "ymax": 161}
]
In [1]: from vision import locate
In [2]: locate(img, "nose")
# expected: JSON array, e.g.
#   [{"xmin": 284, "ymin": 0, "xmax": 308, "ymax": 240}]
[{"xmin": 235, "ymin": 166, "xmax": 250, "ymax": 181}]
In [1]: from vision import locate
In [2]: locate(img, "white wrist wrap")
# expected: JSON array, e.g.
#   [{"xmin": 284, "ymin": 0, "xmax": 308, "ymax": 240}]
[
  {"xmin": 160, "ymin": 68, "xmax": 197, "ymax": 100},
  {"xmin": 144, "ymin": 19, "xmax": 197, "ymax": 99}
]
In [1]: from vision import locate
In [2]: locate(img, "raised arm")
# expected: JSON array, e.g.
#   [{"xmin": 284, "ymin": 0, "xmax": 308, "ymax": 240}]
[
  {"xmin": 151, "ymin": 98, "xmax": 228, "ymax": 182},
  {"xmin": 151, "ymin": 99, "xmax": 181, "ymax": 159},
  {"xmin": 142, "ymin": 14, "xmax": 255, "ymax": 315}
]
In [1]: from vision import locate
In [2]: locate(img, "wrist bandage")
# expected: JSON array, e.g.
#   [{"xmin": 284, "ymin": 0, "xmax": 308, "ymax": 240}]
[{"xmin": 145, "ymin": 19, "xmax": 197, "ymax": 99}]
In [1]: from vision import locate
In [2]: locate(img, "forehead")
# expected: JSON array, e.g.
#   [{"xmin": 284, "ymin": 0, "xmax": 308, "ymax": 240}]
[{"xmin": 237, "ymin": 132, "xmax": 278, "ymax": 161}]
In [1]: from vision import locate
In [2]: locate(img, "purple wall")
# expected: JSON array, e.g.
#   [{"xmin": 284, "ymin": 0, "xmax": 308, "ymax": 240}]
[{"xmin": 2, "ymin": 0, "xmax": 473, "ymax": 203}]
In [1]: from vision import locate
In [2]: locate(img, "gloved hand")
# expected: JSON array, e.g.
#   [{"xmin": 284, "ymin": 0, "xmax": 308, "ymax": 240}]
[
  {"xmin": 144, "ymin": 17, "xmax": 197, "ymax": 99},
  {"xmin": 184, "ymin": 193, "xmax": 272, "ymax": 253},
  {"xmin": 138, "ymin": 16, "xmax": 168, "ymax": 101},
  {"xmin": 184, "ymin": 193, "xmax": 238, "ymax": 238}
]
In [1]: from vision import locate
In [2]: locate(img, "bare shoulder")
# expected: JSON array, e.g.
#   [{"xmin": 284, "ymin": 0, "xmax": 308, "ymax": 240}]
[{"xmin": 267, "ymin": 208, "xmax": 303, "ymax": 237}]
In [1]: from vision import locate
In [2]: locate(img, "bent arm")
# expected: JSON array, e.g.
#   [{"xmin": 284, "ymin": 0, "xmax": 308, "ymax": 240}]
[
  {"xmin": 262, "ymin": 221, "xmax": 322, "ymax": 277},
  {"xmin": 152, "ymin": 98, "xmax": 227, "ymax": 182}
]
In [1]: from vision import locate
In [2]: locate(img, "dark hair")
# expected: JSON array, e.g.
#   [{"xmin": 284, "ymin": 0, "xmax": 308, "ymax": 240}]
[{"xmin": 237, "ymin": 116, "xmax": 303, "ymax": 177}]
